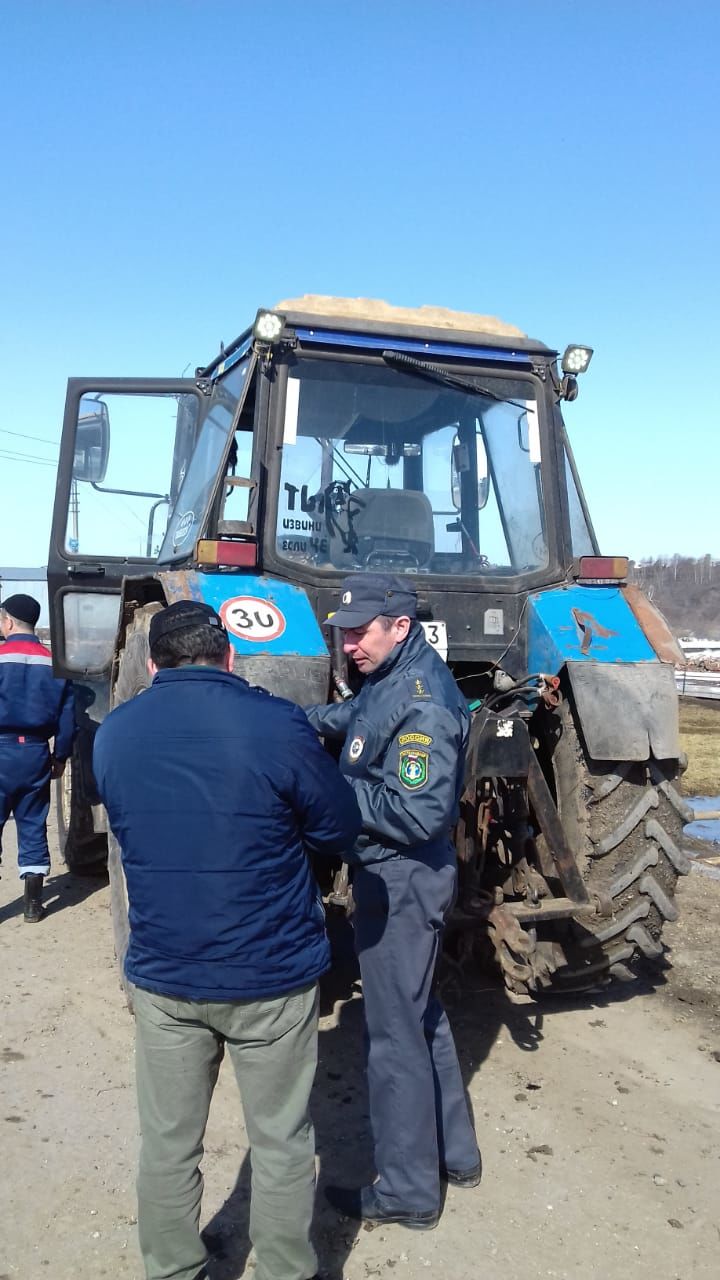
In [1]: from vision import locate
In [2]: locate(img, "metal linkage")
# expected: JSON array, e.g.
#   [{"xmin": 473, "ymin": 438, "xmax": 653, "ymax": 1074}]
[{"xmin": 526, "ymin": 753, "xmax": 590, "ymax": 905}]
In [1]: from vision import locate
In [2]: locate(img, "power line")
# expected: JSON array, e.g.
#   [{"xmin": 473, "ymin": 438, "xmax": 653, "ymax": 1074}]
[
  {"xmin": 0, "ymin": 445, "xmax": 56, "ymax": 461},
  {"xmin": 0, "ymin": 449, "xmax": 56, "ymax": 468},
  {"xmin": 0, "ymin": 427, "xmax": 58, "ymax": 446}
]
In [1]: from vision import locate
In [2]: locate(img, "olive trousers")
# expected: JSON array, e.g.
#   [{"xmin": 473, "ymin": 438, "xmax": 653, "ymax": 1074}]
[{"xmin": 132, "ymin": 982, "xmax": 319, "ymax": 1280}]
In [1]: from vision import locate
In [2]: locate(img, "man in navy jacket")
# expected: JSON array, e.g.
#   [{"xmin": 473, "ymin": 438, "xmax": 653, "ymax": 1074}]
[
  {"xmin": 306, "ymin": 574, "xmax": 480, "ymax": 1231},
  {"xmin": 0, "ymin": 593, "xmax": 75, "ymax": 922},
  {"xmin": 93, "ymin": 599, "xmax": 361, "ymax": 1280}
]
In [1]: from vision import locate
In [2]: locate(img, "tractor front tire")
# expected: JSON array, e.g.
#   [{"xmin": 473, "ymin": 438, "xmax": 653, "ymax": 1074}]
[{"xmin": 56, "ymin": 745, "xmax": 107, "ymax": 876}]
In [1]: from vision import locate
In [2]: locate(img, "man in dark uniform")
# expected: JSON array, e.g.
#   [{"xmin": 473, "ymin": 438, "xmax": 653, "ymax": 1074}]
[
  {"xmin": 0, "ymin": 593, "xmax": 75, "ymax": 922},
  {"xmin": 306, "ymin": 574, "xmax": 480, "ymax": 1231},
  {"xmin": 93, "ymin": 600, "xmax": 362, "ymax": 1280}
]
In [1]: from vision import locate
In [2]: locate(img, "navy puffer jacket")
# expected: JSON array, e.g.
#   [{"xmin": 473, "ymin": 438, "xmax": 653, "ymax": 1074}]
[{"xmin": 93, "ymin": 667, "xmax": 361, "ymax": 1001}]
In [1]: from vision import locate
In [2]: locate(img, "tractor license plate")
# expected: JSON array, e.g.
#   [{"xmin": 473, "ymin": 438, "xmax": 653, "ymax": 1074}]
[{"xmin": 420, "ymin": 620, "xmax": 448, "ymax": 661}]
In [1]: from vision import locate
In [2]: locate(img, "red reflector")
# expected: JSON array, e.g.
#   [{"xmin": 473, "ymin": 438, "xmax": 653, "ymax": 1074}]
[
  {"xmin": 577, "ymin": 556, "xmax": 629, "ymax": 580},
  {"xmin": 196, "ymin": 539, "xmax": 257, "ymax": 568}
]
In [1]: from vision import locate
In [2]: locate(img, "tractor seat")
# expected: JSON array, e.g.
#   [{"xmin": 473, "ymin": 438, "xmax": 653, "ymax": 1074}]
[{"xmin": 349, "ymin": 488, "xmax": 435, "ymax": 569}]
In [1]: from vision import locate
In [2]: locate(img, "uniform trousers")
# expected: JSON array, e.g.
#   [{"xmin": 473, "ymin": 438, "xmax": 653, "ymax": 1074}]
[
  {"xmin": 352, "ymin": 855, "xmax": 478, "ymax": 1214},
  {"xmin": 132, "ymin": 982, "xmax": 319, "ymax": 1280},
  {"xmin": 0, "ymin": 738, "xmax": 51, "ymax": 876}
]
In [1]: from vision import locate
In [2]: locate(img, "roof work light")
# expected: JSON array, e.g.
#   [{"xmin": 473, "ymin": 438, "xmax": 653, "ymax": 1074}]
[
  {"xmin": 561, "ymin": 345, "xmax": 594, "ymax": 374},
  {"xmin": 252, "ymin": 309, "xmax": 285, "ymax": 345}
]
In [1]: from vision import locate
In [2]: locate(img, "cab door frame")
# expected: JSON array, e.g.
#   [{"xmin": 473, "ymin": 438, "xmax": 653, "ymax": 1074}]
[{"xmin": 48, "ymin": 377, "xmax": 207, "ymax": 680}]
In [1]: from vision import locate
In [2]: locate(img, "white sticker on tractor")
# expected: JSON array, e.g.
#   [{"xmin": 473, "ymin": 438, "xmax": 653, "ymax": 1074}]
[
  {"xmin": 484, "ymin": 608, "xmax": 504, "ymax": 636},
  {"xmin": 496, "ymin": 719, "xmax": 514, "ymax": 738},
  {"xmin": 220, "ymin": 596, "xmax": 287, "ymax": 642},
  {"xmin": 173, "ymin": 510, "xmax": 196, "ymax": 551},
  {"xmin": 420, "ymin": 620, "xmax": 448, "ymax": 661},
  {"xmin": 283, "ymin": 375, "xmax": 300, "ymax": 444}
]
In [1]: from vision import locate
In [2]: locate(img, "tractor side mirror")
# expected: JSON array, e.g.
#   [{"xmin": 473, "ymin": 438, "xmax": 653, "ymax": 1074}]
[
  {"xmin": 451, "ymin": 435, "xmax": 489, "ymax": 510},
  {"xmin": 73, "ymin": 396, "xmax": 110, "ymax": 483}
]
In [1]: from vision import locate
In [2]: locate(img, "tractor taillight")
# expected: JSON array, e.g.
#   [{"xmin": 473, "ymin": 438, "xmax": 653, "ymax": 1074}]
[
  {"xmin": 576, "ymin": 556, "xmax": 629, "ymax": 581},
  {"xmin": 196, "ymin": 539, "xmax": 257, "ymax": 568}
]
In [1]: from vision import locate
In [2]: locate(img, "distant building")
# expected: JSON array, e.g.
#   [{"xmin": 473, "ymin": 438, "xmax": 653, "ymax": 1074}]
[{"xmin": 678, "ymin": 637, "xmax": 720, "ymax": 659}]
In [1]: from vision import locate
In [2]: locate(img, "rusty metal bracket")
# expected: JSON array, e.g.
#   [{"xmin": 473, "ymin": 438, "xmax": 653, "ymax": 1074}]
[{"xmin": 527, "ymin": 753, "xmax": 590, "ymax": 904}]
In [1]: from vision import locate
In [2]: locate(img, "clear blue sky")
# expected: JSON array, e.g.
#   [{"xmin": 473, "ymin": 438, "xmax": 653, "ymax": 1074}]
[{"xmin": 1, "ymin": 0, "xmax": 717, "ymax": 566}]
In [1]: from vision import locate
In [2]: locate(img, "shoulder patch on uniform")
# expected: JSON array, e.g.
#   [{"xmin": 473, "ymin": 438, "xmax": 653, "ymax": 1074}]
[
  {"xmin": 398, "ymin": 747, "xmax": 429, "ymax": 790},
  {"xmin": 348, "ymin": 735, "xmax": 365, "ymax": 761},
  {"xmin": 398, "ymin": 732, "xmax": 433, "ymax": 747},
  {"xmin": 412, "ymin": 676, "xmax": 430, "ymax": 698}
]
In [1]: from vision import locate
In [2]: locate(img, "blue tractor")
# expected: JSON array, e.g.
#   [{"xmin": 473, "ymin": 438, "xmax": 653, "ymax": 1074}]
[{"xmin": 48, "ymin": 296, "xmax": 689, "ymax": 996}]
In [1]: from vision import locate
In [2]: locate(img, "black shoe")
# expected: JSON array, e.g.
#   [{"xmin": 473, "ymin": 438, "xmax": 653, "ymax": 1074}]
[
  {"xmin": 442, "ymin": 1153, "xmax": 482, "ymax": 1188},
  {"xmin": 23, "ymin": 874, "xmax": 45, "ymax": 924},
  {"xmin": 325, "ymin": 1184, "xmax": 439, "ymax": 1230},
  {"xmin": 444, "ymin": 1163, "xmax": 482, "ymax": 1188}
]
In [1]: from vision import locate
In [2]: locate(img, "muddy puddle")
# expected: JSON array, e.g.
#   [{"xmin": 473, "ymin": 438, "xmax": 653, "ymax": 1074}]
[{"xmin": 684, "ymin": 796, "xmax": 720, "ymax": 879}]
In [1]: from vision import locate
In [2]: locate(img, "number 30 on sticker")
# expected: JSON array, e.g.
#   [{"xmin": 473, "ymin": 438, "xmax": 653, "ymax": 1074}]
[{"xmin": 220, "ymin": 596, "xmax": 286, "ymax": 642}]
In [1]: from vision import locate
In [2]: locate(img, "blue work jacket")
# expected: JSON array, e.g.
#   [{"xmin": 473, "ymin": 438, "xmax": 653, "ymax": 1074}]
[
  {"xmin": 0, "ymin": 635, "xmax": 75, "ymax": 759},
  {"xmin": 306, "ymin": 623, "xmax": 470, "ymax": 869},
  {"xmin": 93, "ymin": 666, "xmax": 362, "ymax": 1002}
]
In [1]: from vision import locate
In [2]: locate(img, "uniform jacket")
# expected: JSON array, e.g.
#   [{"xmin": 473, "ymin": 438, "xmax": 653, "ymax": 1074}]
[
  {"xmin": 93, "ymin": 666, "xmax": 362, "ymax": 1002},
  {"xmin": 306, "ymin": 623, "xmax": 470, "ymax": 869},
  {"xmin": 0, "ymin": 634, "xmax": 75, "ymax": 759}
]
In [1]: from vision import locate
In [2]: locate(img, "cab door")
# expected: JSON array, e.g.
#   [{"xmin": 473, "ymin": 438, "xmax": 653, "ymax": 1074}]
[{"xmin": 48, "ymin": 377, "xmax": 207, "ymax": 680}]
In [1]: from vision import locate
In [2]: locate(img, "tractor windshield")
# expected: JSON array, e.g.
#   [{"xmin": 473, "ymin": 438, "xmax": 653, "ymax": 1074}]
[{"xmin": 276, "ymin": 357, "xmax": 547, "ymax": 577}]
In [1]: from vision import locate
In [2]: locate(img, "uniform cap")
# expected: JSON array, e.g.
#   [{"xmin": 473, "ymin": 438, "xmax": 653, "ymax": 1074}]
[
  {"xmin": 149, "ymin": 600, "xmax": 226, "ymax": 649},
  {"xmin": 1, "ymin": 593, "xmax": 41, "ymax": 627},
  {"xmin": 325, "ymin": 573, "xmax": 417, "ymax": 629}
]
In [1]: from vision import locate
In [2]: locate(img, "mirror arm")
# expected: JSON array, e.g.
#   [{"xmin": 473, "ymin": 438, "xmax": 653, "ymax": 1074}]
[
  {"xmin": 146, "ymin": 497, "xmax": 170, "ymax": 558},
  {"xmin": 90, "ymin": 482, "xmax": 168, "ymax": 500}
]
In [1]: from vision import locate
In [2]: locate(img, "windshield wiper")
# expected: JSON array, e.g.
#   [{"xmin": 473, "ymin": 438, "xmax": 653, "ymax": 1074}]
[{"xmin": 382, "ymin": 349, "xmax": 528, "ymax": 411}]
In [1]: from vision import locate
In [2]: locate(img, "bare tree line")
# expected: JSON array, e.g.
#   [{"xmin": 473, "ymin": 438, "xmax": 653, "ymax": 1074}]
[{"xmin": 631, "ymin": 557, "xmax": 720, "ymax": 638}]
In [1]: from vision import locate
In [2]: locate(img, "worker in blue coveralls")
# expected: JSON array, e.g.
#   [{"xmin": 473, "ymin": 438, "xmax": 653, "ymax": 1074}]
[
  {"xmin": 0, "ymin": 593, "xmax": 75, "ymax": 922},
  {"xmin": 93, "ymin": 599, "xmax": 362, "ymax": 1280},
  {"xmin": 305, "ymin": 573, "xmax": 480, "ymax": 1231}
]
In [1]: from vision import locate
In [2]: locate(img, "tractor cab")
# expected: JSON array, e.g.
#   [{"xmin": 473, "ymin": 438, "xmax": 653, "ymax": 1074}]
[{"xmin": 48, "ymin": 298, "xmax": 597, "ymax": 683}]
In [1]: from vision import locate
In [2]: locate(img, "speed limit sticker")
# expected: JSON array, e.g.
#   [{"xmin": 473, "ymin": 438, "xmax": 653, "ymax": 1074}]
[{"xmin": 220, "ymin": 596, "xmax": 287, "ymax": 642}]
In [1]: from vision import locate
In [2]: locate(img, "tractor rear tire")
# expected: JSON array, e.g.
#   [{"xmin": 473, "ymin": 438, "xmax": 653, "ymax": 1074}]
[
  {"xmin": 535, "ymin": 697, "xmax": 691, "ymax": 992},
  {"xmin": 107, "ymin": 601, "xmax": 164, "ymax": 1009}
]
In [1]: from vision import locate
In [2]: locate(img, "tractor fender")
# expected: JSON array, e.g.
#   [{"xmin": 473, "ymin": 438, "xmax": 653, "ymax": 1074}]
[
  {"xmin": 158, "ymin": 569, "xmax": 331, "ymax": 705},
  {"xmin": 565, "ymin": 661, "xmax": 679, "ymax": 762},
  {"xmin": 527, "ymin": 584, "xmax": 680, "ymax": 762}
]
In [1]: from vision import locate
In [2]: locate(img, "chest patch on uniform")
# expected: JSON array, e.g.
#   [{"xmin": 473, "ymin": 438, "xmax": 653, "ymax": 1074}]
[
  {"xmin": 399, "ymin": 747, "xmax": 429, "ymax": 790},
  {"xmin": 348, "ymin": 735, "xmax": 365, "ymax": 761},
  {"xmin": 398, "ymin": 732, "xmax": 433, "ymax": 747}
]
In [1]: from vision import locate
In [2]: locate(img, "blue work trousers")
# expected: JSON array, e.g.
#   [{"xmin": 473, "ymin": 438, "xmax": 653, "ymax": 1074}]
[
  {"xmin": 0, "ymin": 738, "xmax": 52, "ymax": 877},
  {"xmin": 353, "ymin": 856, "xmax": 478, "ymax": 1214}
]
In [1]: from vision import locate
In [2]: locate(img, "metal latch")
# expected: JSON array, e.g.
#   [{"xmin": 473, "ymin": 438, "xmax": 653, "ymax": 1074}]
[{"xmin": 68, "ymin": 563, "xmax": 106, "ymax": 577}]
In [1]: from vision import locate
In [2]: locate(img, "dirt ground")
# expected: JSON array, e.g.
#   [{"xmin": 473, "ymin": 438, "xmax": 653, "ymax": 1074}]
[{"xmin": 1, "ymin": 816, "xmax": 719, "ymax": 1280}]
